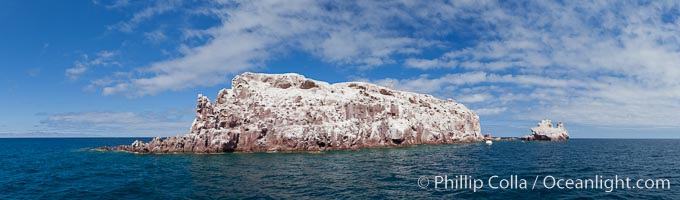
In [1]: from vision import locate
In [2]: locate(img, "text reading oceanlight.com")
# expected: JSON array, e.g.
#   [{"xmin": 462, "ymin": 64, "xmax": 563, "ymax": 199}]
[{"xmin": 417, "ymin": 175, "xmax": 670, "ymax": 192}]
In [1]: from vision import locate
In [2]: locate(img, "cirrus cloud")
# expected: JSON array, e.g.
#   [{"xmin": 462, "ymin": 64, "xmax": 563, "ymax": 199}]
[
  {"xmin": 40, "ymin": 111, "xmax": 192, "ymax": 137},
  {"xmin": 87, "ymin": 0, "xmax": 680, "ymax": 130}
]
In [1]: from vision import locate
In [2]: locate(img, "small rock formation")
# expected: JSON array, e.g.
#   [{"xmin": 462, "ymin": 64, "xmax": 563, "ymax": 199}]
[
  {"xmin": 483, "ymin": 133, "xmax": 492, "ymax": 140},
  {"xmin": 113, "ymin": 72, "xmax": 483, "ymax": 153},
  {"xmin": 522, "ymin": 119, "xmax": 569, "ymax": 141},
  {"xmin": 484, "ymin": 133, "xmax": 516, "ymax": 142}
]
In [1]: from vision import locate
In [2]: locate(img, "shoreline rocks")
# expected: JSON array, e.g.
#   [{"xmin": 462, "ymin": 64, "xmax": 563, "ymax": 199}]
[
  {"xmin": 112, "ymin": 72, "xmax": 483, "ymax": 153},
  {"xmin": 522, "ymin": 119, "xmax": 569, "ymax": 141},
  {"xmin": 484, "ymin": 133, "xmax": 518, "ymax": 142}
]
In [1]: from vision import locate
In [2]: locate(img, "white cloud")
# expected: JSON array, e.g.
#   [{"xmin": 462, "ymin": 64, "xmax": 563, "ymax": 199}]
[
  {"xmin": 404, "ymin": 58, "xmax": 457, "ymax": 70},
  {"xmin": 91, "ymin": 1, "xmax": 680, "ymax": 129},
  {"xmin": 104, "ymin": 0, "xmax": 129, "ymax": 9},
  {"xmin": 456, "ymin": 93, "xmax": 492, "ymax": 103},
  {"xmin": 107, "ymin": 0, "xmax": 180, "ymax": 32},
  {"xmin": 372, "ymin": 72, "xmax": 582, "ymax": 94},
  {"xmin": 380, "ymin": 1, "xmax": 680, "ymax": 128},
  {"xmin": 65, "ymin": 63, "xmax": 88, "ymax": 80},
  {"xmin": 92, "ymin": 0, "xmax": 130, "ymax": 9},
  {"xmin": 475, "ymin": 107, "xmax": 507, "ymax": 115},
  {"xmin": 144, "ymin": 30, "xmax": 167, "ymax": 43},
  {"xmin": 65, "ymin": 51, "xmax": 118, "ymax": 80},
  {"xmin": 41, "ymin": 111, "xmax": 192, "ymax": 136},
  {"xmin": 98, "ymin": 1, "xmax": 458, "ymax": 96}
]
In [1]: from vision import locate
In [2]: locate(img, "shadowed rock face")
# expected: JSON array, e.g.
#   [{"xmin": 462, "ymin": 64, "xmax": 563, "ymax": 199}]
[
  {"xmin": 114, "ymin": 72, "xmax": 483, "ymax": 153},
  {"xmin": 522, "ymin": 119, "xmax": 569, "ymax": 141}
]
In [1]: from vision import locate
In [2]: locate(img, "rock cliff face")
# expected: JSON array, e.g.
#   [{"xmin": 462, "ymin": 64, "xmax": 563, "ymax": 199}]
[
  {"xmin": 114, "ymin": 72, "xmax": 482, "ymax": 153},
  {"xmin": 522, "ymin": 119, "xmax": 569, "ymax": 141}
]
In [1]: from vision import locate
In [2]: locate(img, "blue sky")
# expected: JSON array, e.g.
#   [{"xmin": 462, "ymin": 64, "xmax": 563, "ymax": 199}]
[{"xmin": 2, "ymin": 0, "xmax": 680, "ymax": 138}]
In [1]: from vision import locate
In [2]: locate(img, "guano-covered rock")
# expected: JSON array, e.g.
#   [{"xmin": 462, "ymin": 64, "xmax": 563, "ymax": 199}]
[
  {"xmin": 114, "ymin": 72, "xmax": 483, "ymax": 153},
  {"xmin": 522, "ymin": 119, "xmax": 569, "ymax": 141}
]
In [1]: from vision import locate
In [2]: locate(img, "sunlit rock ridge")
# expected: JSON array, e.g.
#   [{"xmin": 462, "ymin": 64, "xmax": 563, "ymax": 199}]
[{"xmin": 115, "ymin": 72, "xmax": 482, "ymax": 153}]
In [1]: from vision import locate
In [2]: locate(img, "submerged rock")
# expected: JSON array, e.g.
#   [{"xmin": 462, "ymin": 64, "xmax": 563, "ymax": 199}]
[
  {"xmin": 113, "ymin": 72, "xmax": 483, "ymax": 153},
  {"xmin": 522, "ymin": 119, "xmax": 569, "ymax": 141},
  {"xmin": 92, "ymin": 147, "xmax": 110, "ymax": 152}
]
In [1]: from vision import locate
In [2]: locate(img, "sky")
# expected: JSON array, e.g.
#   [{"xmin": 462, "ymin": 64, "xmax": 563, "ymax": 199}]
[{"xmin": 2, "ymin": 0, "xmax": 680, "ymax": 138}]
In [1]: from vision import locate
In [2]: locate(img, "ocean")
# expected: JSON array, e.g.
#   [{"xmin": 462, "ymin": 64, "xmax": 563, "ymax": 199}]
[{"xmin": 0, "ymin": 138, "xmax": 677, "ymax": 199}]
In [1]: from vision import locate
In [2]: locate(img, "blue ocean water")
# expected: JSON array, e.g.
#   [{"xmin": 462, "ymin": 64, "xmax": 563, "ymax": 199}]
[{"xmin": 0, "ymin": 138, "xmax": 677, "ymax": 199}]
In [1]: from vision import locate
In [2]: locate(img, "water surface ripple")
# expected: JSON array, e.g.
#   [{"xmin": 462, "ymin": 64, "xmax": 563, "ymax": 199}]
[{"xmin": 0, "ymin": 138, "xmax": 677, "ymax": 199}]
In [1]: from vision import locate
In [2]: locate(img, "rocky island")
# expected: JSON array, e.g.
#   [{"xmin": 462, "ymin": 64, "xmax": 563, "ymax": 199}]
[
  {"xmin": 522, "ymin": 119, "xmax": 569, "ymax": 141},
  {"xmin": 113, "ymin": 72, "xmax": 483, "ymax": 153}
]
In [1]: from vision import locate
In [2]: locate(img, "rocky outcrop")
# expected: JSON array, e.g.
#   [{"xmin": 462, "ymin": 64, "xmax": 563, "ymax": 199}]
[
  {"xmin": 522, "ymin": 119, "xmax": 569, "ymax": 141},
  {"xmin": 114, "ymin": 72, "xmax": 482, "ymax": 153}
]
